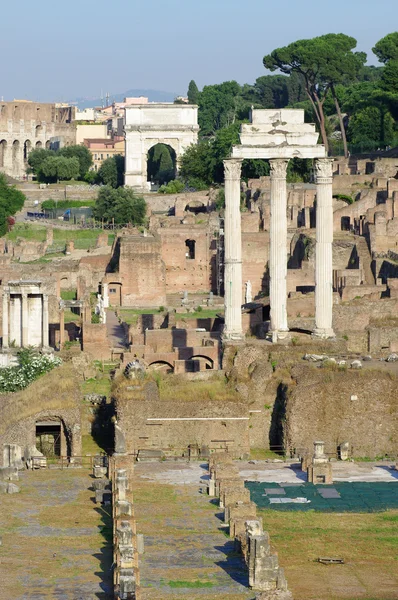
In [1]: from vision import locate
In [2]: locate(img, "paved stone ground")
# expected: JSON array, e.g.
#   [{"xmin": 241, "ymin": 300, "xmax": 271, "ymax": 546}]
[
  {"xmin": 132, "ymin": 470, "xmax": 254, "ymax": 600},
  {"xmin": 0, "ymin": 469, "xmax": 113, "ymax": 600},
  {"xmin": 136, "ymin": 459, "xmax": 398, "ymax": 485},
  {"xmin": 106, "ymin": 309, "xmax": 128, "ymax": 349}
]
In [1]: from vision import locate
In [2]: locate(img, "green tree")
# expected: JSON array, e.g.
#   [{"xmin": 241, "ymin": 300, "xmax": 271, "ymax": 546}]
[
  {"xmin": 40, "ymin": 156, "xmax": 80, "ymax": 182},
  {"xmin": 98, "ymin": 156, "xmax": 117, "ymax": 188},
  {"xmin": 373, "ymin": 32, "xmax": 398, "ymax": 63},
  {"xmin": 93, "ymin": 186, "xmax": 146, "ymax": 225},
  {"xmin": 179, "ymin": 140, "xmax": 214, "ymax": 186},
  {"xmin": 264, "ymin": 34, "xmax": 366, "ymax": 156},
  {"xmin": 147, "ymin": 144, "xmax": 175, "ymax": 184},
  {"xmin": 27, "ymin": 148, "xmax": 54, "ymax": 176},
  {"xmin": 347, "ymin": 106, "xmax": 395, "ymax": 148},
  {"xmin": 0, "ymin": 174, "xmax": 25, "ymax": 236},
  {"xmin": 58, "ymin": 145, "xmax": 93, "ymax": 178},
  {"xmin": 187, "ymin": 80, "xmax": 199, "ymax": 104},
  {"xmin": 198, "ymin": 81, "xmax": 241, "ymax": 136}
]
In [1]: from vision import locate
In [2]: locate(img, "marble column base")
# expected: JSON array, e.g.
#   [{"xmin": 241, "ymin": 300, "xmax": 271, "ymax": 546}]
[
  {"xmin": 222, "ymin": 330, "xmax": 246, "ymax": 343},
  {"xmin": 267, "ymin": 329, "xmax": 290, "ymax": 343},
  {"xmin": 312, "ymin": 328, "xmax": 335, "ymax": 340}
]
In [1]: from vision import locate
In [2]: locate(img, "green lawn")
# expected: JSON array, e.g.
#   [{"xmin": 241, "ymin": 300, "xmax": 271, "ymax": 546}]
[
  {"xmin": 178, "ymin": 309, "xmax": 223, "ymax": 320},
  {"xmin": 7, "ymin": 224, "xmax": 114, "ymax": 248},
  {"xmin": 118, "ymin": 308, "xmax": 162, "ymax": 325}
]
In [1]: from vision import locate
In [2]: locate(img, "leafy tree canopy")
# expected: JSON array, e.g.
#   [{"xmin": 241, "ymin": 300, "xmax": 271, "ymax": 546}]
[
  {"xmin": 40, "ymin": 156, "xmax": 80, "ymax": 182},
  {"xmin": 198, "ymin": 81, "xmax": 242, "ymax": 136},
  {"xmin": 373, "ymin": 32, "xmax": 398, "ymax": 63},
  {"xmin": 98, "ymin": 154, "xmax": 125, "ymax": 188},
  {"xmin": 0, "ymin": 173, "xmax": 25, "ymax": 236},
  {"xmin": 93, "ymin": 186, "xmax": 146, "ymax": 225},
  {"xmin": 58, "ymin": 145, "xmax": 93, "ymax": 179}
]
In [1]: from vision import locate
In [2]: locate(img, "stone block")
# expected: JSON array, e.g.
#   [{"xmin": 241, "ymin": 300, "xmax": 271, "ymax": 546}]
[
  {"xmin": 93, "ymin": 466, "xmax": 107, "ymax": 478},
  {"xmin": 6, "ymin": 483, "xmax": 20, "ymax": 494},
  {"xmin": 136, "ymin": 533, "xmax": 145, "ymax": 554}
]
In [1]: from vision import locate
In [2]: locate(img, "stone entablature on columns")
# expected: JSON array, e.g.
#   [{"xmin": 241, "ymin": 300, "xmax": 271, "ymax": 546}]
[
  {"xmin": 313, "ymin": 158, "xmax": 335, "ymax": 339},
  {"xmin": 124, "ymin": 104, "xmax": 199, "ymax": 191},
  {"xmin": 224, "ymin": 108, "xmax": 331, "ymax": 344},
  {"xmin": 223, "ymin": 159, "xmax": 244, "ymax": 341}
]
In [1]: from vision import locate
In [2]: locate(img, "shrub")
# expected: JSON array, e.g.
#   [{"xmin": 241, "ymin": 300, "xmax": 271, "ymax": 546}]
[
  {"xmin": 0, "ymin": 349, "xmax": 62, "ymax": 393},
  {"xmin": 158, "ymin": 179, "xmax": 185, "ymax": 194},
  {"xmin": 333, "ymin": 193, "xmax": 354, "ymax": 205}
]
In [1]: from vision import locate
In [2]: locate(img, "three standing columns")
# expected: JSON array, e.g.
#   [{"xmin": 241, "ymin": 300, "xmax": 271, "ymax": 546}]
[
  {"xmin": 313, "ymin": 158, "xmax": 335, "ymax": 338},
  {"xmin": 269, "ymin": 159, "xmax": 289, "ymax": 340},
  {"xmin": 223, "ymin": 159, "xmax": 244, "ymax": 340}
]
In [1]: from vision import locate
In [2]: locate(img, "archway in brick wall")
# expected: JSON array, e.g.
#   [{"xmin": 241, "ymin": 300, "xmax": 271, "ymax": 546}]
[
  {"xmin": 189, "ymin": 355, "xmax": 214, "ymax": 370},
  {"xmin": 0, "ymin": 140, "xmax": 7, "ymax": 168},
  {"xmin": 148, "ymin": 360, "xmax": 174, "ymax": 374}
]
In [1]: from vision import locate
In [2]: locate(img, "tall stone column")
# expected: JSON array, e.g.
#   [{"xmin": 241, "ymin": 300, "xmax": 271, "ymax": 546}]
[
  {"xmin": 42, "ymin": 294, "xmax": 49, "ymax": 348},
  {"xmin": 2, "ymin": 290, "xmax": 9, "ymax": 348},
  {"xmin": 21, "ymin": 293, "xmax": 29, "ymax": 347},
  {"xmin": 223, "ymin": 158, "xmax": 244, "ymax": 341},
  {"xmin": 269, "ymin": 159, "xmax": 289, "ymax": 341},
  {"xmin": 313, "ymin": 158, "xmax": 335, "ymax": 338},
  {"xmin": 59, "ymin": 307, "xmax": 65, "ymax": 348}
]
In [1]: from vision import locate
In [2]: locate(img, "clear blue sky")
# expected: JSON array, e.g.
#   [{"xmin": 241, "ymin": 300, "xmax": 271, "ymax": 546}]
[{"xmin": 1, "ymin": 0, "xmax": 396, "ymax": 102}]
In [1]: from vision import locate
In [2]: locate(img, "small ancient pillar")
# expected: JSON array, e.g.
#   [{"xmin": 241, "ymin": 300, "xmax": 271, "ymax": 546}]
[
  {"xmin": 269, "ymin": 159, "xmax": 289, "ymax": 340},
  {"xmin": 42, "ymin": 294, "xmax": 49, "ymax": 348},
  {"xmin": 59, "ymin": 308, "xmax": 65, "ymax": 348},
  {"xmin": 307, "ymin": 440, "xmax": 333, "ymax": 484},
  {"xmin": 2, "ymin": 289, "xmax": 9, "ymax": 348},
  {"xmin": 21, "ymin": 293, "xmax": 29, "ymax": 347},
  {"xmin": 313, "ymin": 158, "xmax": 335, "ymax": 338},
  {"xmin": 223, "ymin": 158, "xmax": 244, "ymax": 340}
]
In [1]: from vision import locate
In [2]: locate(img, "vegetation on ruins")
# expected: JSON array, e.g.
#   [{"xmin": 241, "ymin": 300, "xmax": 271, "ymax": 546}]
[
  {"xmin": 93, "ymin": 186, "xmax": 146, "ymax": 225},
  {"xmin": 0, "ymin": 348, "xmax": 62, "ymax": 393},
  {"xmin": 28, "ymin": 145, "xmax": 93, "ymax": 182},
  {"xmin": 0, "ymin": 173, "xmax": 25, "ymax": 236},
  {"xmin": 147, "ymin": 144, "xmax": 176, "ymax": 184}
]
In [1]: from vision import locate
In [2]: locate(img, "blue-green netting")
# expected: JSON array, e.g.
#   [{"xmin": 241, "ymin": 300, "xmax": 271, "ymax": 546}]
[{"xmin": 245, "ymin": 481, "xmax": 398, "ymax": 512}]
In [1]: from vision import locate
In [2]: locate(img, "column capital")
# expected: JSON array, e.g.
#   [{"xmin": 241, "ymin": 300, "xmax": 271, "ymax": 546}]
[
  {"xmin": 269, "ymin": 158, "xmax": 289, "ymax": 179},
  {"xmin": 315, "ymin": 158, "xmax": 334, "ymax": 182},
  {"xmin": 223, "ymin": 158, "xmax": 242, "ymax": 180}
]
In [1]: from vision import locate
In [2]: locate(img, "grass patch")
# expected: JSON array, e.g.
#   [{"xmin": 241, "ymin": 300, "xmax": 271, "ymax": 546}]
[
  {"xmin": 7, "ymin": 223, "xmax": 47, "ymax": 242},
  {"xmin": 250, "ymin": 448, "xmax": 284, "ymax": 460},
  {"xmin": 81, "ymin": 376, "xmax": 112, "ymax": 397},
  {"xmin": 167, "ymin": 580, "xmax": 213, "ymax": 588},
  {"xmin": 6, "ymin": 223, "xmax": 114, "ymax": 249},
  {"xmin": 148, "ymin": 372, "xmax": 240, "ymax": 402},
  {"xmin": 61, "ymin": 289, "xmax": 77, "ymax": 301},
  {"xmin": 118, "ymin": 308, "xmax": 162, "ymax": 325},
  {"xmin": 256, "ymin": 508, "xmax": 398, "ymax": 600},
  {"xmin": 64, "ymin": 308, "xmax": 81, "ymax": 323},
  {"xmin": 178, "ymin": 309, "xmax": 223, "ymax": 320}
]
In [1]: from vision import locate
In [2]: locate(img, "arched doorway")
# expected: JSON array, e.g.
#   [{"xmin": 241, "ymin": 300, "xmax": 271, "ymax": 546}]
[
  {"xmin": 24, "ymin": 140, "xmax": 31, "ymax": 162},
  {"xmin": 35, "ymin": 141, "xmax": 43, "ymax": 149},
  {"xmin": 12, "ymin": 140, "xmax": 20, "ymax": 176},
  {"xmin": 0, "ymin": 140, "xmax": 7, "ymax": 168},
  {"xmin": 35, "ymin": 417, "xmax": 71, "ymax": 458},
  {"xmin": 35, "ymin": 124, "xmax": 42, "ymax": 137},
  {"xmin": 45, "ymin": 140, "xmax": 51, "ymax": 149},
  {"xmin": 148, "ymin": 361, "xmax": 174, "ymax": 373},
  {"xmin": 147, "ymin": 143, "xmax": 176, "ymax": 185}
]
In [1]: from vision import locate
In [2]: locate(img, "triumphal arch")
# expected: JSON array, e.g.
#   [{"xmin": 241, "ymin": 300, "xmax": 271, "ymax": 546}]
[
  {"xmin": 223, "ymin": 108, "xmax": 334, "ymax": 342},
  {"xmin": 124, "ymin": 103, "xmax": 199, "ymax": 190}
]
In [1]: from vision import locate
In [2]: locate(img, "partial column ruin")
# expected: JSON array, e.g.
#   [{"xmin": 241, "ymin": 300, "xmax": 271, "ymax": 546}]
[
  {"xmin": 313, "ymin": 158, "xmax": 335, "ymax": 338},
  {"xmin": 223, "ymin": 158, "xmax": 244, "ymax": 341}
]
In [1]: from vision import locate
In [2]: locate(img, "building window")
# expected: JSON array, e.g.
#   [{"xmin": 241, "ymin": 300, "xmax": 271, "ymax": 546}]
[
  {"xmin": 109, "ymin": 288, "xmax": 117, "ymax": 293},
  {"xmin": 185, "ymin": 239, "xmax": 196, "ymax": 260},
  {"xmin": 94, "ymin": 154, "xmax": 97, "ymax": 160},
  {"xmin": 101, "ymin": 153, "xmax": 103, "ymax": 160}
]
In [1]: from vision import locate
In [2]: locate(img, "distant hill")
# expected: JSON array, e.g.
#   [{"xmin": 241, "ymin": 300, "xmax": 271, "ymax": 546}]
[{"xmin": 73, "ymin": 89, "xmax": 178, "ymax": 109}]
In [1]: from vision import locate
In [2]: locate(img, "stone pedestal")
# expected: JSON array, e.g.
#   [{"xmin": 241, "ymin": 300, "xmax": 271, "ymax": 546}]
[
  {"xmin": 269, "ymin": 159, "xmax": 289, "ymax": 341},
  {"xmin": 223, "ymin": 159, "xmax": 244, "ymax": 341},
  {"xmin": 313, "ymin": 159, "xmax": 335, "ymax": 339},
  {"xmin": 307, "ymin": 440, "xmax": 333, "ymax": 484}
]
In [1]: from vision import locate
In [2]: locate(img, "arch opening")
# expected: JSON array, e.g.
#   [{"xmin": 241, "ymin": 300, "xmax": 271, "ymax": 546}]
[
  {"xmin": 35, "ymin": 141, "xmax": 43, "ymax": 149},
  {"xmin": 189, "ymin": 355, "xmax": 214, "ymax": 370},
  {"xmin": 147, "ymin": 143, "xmax": 176, "ymax": 185},
  {"xmin": 185, "ymin": 239, "xmax": 196, "ymax": 260},
  {"xmin": 35, "ymin": 417, "xmax": 71, "ymax": 458},
  {"xmin": 185, "ymin": 200, "xmax": 206, "ymax": 214},
  {"xmin": 24, "ymin": 140, "xmax": 31, "ymax": 161},
  {"xmin": 0, "ymin": 140, "xmax": 7, "ymax": 168},
  {"xmin": 148, "ymin": 360, "xmax": 174, "ymax": 374}
]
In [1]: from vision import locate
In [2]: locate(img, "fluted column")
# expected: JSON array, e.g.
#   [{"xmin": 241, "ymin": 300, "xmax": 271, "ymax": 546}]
[
  {"xmin": 42, "ymin": 294, "xmax": 49, "ymax": 348},
  {"xmin": 21, "ymin": 293, "xmax": 29, "ymax": 347},
  {"xmin": 223, "ymin": 158, "xmax": 244, "ymax": 340},
  {"xmin": 269, "ymin": 159, "xmax": 289, "ymax": 340},
  {"xmin": 313, "ymin": 158, "xmax": 335, "ymax": 338},
  {"xmin": 2, "ymin": 290, "xmax": 9, "ymax": 348}
]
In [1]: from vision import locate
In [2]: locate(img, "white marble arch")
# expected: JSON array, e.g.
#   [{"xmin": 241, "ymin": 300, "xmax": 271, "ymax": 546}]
[
  {"xmin": 223, "ymin": 109, "xmax": 334, "ymax": 342},
  {"xmin": 124, "ymin": 103, "xmax": 199, "ymax": 191}
]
